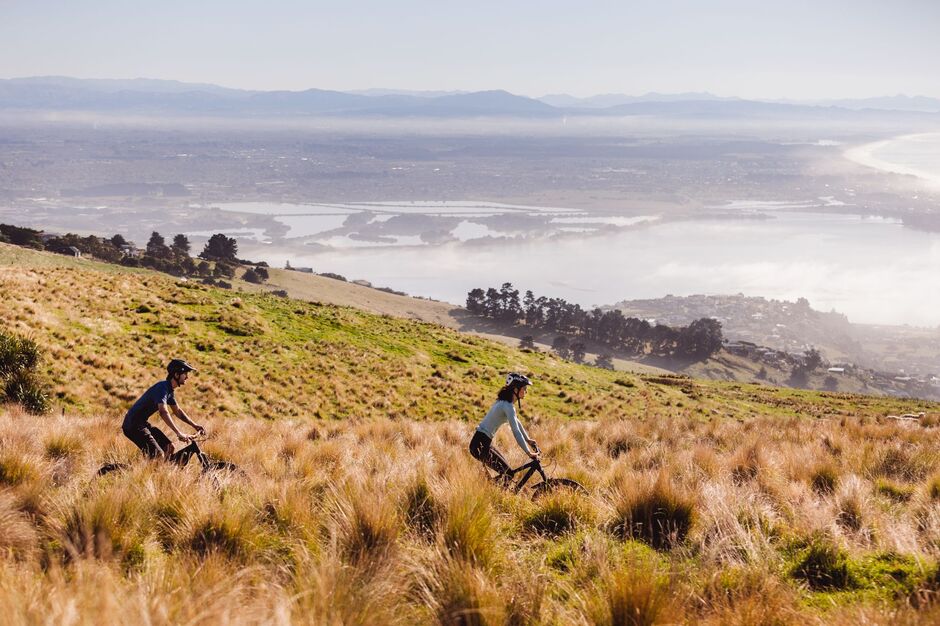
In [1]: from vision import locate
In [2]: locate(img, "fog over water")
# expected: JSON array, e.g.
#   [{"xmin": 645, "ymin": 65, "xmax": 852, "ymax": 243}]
[{"xmin": 238, "ymin": 210, "xmax": 940, "ymax": 327}]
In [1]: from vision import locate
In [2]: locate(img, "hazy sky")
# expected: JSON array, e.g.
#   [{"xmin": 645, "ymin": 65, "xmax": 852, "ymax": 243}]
[{"xmin": 2, "ymin": 0, "xmax": 939, "ymax": 98}]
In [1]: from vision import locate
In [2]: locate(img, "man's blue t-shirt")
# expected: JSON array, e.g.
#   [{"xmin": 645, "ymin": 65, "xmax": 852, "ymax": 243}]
[{"xmin": 123, "ymin": 380, "xmax": 176, "ymax": 430}]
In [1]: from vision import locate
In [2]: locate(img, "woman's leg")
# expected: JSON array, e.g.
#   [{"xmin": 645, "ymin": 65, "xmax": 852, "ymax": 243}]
[{"xmin": 469, "ymin": 431, "xmax": 511, "ymax": 476}]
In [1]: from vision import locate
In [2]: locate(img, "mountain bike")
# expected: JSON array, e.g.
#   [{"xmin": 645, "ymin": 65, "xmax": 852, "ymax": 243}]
[
  {"xmin": 498, "ymin": 456, "xmax": 586, "ymax": 498},
  {"xmin": 97, "ymin": 434, "xmax": 238, "ymax": 477}
]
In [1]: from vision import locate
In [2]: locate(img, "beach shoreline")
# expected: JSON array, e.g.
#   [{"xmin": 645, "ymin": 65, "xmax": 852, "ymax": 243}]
[{"xmin": 844, "ymin": 132, "xmax": 940, "ymax": 188}]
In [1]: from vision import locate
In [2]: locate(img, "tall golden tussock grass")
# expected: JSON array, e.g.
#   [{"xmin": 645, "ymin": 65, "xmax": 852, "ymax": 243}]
[
  {"xmin": 696, "ymin": 565, "xmax": 804, "ymax": 626},
  {"xmin": 329, "ymin": 478, "xmax": 401, "ymax": 573},
  {"xmin": 0, "ymin": 492, "xmax": 38, "ymax": 560},
  {"xmin": 610, "ymin": 470, "xmax": 697, "ymax": 551},
  {"xmin": 440, "ymin": 469, "xmax": 501, "ymax": 570},
  {"xmin": 4, "ymin": 407, "xmax": 940, "ymax": 622},
  {"xmin": 415, "ymin": 555, "xmax": 507, "ymax": 626},
  {"xmin": 585, "ymin": 560, "xmax": 680, "ymax": 626}
]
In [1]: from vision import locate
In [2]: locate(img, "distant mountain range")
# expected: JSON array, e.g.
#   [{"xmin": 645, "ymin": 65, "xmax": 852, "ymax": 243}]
[
  {"xmin": 540, "ymin": 91, "xmax": 940, "ymax": 113},
  {"xmin": 1, "ymin": 76, "xmax": 938, "ymax": 118}
]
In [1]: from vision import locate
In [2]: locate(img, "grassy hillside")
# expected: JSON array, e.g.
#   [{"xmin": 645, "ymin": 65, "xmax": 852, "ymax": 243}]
[
  {"xmin": 0, "ymin": 243, "xmax": 929, "ymax": 424},
  {"xmin": 4, "ymin": 242, "xmax": 940, "ymax": 624}
]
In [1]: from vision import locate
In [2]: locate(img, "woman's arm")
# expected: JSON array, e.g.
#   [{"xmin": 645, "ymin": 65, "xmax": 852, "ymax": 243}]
[{"xmin": 506, "ymin": 404, "xmax": 537, "ymax": 458}]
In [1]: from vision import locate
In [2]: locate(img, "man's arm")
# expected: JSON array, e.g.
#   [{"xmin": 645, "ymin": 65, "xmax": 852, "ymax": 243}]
[
  {"xmin": 158, "ymin": 404, "xmax": 192, "ymax": 442},
  {"xmin": 171, "ymin": 405, "xmax": 205, "ymax": 434}
]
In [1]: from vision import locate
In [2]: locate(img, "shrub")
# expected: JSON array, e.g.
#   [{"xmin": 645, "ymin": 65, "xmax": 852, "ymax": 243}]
[
  {"xmin": 3, "ymin": 371, "xmax": 50, "ymax": 414},
  {"xmin": 0, "ymin": 455, "xmax": 37, "ymax": 486},
  {"xmin": 588, "ymin": 565, "xmax": 678, "ymax": 626},
  {"xmin": 188, "ymin": 514, "xmax": 248, "ymax": 558},
  {"xmin": 57, "ymin": 493, "xmax": 146, "ymax": 565},
  {"xmin": 336, "ymin": 491, "xmax": 399, "ymax": 570},
  {"xmin": 928, "ymin": 475, "xmax": 940, "ymax": 501},
  {"xmin": 790, "ymin": 537, "xmax": 854, "ymax": 590},
  {"xmin": 442, "ymin": 491, "xmax": 497, "ymax": 568},
  {"xmin": 0, "ymin": 331, "xmax": 50, "ymax": 414},
  {"xmin": 871, "ymin": 447, "xmax": 934, "ymax": 482},
  {"xmin": 730, "ymin": 443, "xmax": 762, "ymax": 484},
  {"xmin": 836, "ymin": 493, "xmax": 864, "ymax": 532},
  {"xmin": 611, "ymin": 475, "xmax": 696, "ymax": 551},
  {"xmin": 607, "ymin": 434, "xmax": 637, "ymax": 459},
  {"xmin": 522, "ymin": 491, "xmax": 594, "ymax": 537},
  {"xmin": 44, "ymin": 434, "xmax": 82, "ymax": 459},
  {"xmin": 699, "ymin": 566, "xmax": 797, "ymax": 625},
  {"xmin": 0, "ymin": 331, "xmax": 41, "ymax": 376},
  {"xmin": 875, "ymin": 479, "xmax": 914, "ymax": 503},
  {"xmin": 422, "ymin": 559, "xmax": 505, "ymax": 626},
  {"xmin": 810, "ymin": 463, "xmax": 839, "ymax": 495},
  {"xmin": 0, "ymin": 493, "xmax": 38, "ymax": 559},
  {"xmin": 403, "ymin": 475, "xmax": 441, "ymax": 538}
]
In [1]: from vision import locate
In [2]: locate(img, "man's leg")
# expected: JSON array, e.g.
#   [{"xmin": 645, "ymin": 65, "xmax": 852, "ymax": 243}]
[
  {"xmin": 148, "ymin": 426, "xmax": 174, "ymax": 458},
  {"xmin": 123, "ymin": 426, "xmax": 163, "ymax": 459}
]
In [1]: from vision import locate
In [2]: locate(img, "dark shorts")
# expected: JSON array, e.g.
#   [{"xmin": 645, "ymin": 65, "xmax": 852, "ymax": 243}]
[
  {"xmin": 123, "ymin": 424, "xmax": 172, "ymax": 459},
  {"xmin": 469, "ymin": 430, "xmax": 510, "ymax": 476}
]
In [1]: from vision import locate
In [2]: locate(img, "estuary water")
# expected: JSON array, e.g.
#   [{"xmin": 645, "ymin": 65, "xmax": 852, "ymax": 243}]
[{"xmin": 245, "ymin": 210, "xmax": 940, "ymax": 327}]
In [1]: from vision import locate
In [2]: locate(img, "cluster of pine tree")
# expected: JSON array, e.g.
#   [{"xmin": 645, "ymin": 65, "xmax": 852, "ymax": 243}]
[
  {"xmin": 0, "ymin": 224, "xmax": 268, "ymax": 287},
  {"xmin": 466, "ymin": 283, "xmax": 723, "ymax": 360}
]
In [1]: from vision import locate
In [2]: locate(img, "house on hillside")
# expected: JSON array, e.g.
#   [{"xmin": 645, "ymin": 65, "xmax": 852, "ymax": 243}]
[{"xmin": 120, "ymin": 244, "xmax": 140, "ymax": 258}]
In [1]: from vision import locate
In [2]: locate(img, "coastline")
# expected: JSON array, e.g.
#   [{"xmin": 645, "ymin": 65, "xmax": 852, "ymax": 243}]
[{"xmin": 843, "ymin": 132, "xmax": 940, "ymax": 188}]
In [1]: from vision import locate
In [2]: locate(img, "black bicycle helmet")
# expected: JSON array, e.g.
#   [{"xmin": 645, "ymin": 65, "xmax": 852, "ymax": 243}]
[{"xmin": 167, "ymin": 359, "xmax": 197, "ymax": 376}]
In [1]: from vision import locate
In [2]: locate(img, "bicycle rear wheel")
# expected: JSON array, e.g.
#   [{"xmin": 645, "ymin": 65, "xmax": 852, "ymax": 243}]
[
  {"xmin": 531, "ymin": 478, "xmax": 586, "ymax": 498},
  {"xmin": 96, "ymin": 462, "xmax": 128, "ymax": 477}
]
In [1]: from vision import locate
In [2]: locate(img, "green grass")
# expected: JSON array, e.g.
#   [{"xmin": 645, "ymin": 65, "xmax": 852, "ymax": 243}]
[{"xmin": 2, "ymin": 241, "xmax": 933, "ymax": 426}]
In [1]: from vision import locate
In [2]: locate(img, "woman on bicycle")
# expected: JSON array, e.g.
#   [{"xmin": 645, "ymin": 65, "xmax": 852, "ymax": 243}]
[{"xmin": 469, "ymin": 373, "xmax": 540, "ymax": 481}]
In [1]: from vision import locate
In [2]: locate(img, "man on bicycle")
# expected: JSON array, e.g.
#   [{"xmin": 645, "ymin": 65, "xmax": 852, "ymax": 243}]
[{"xmin": 122, "ymin": 359, "xmax": 206, "ymax": 461}]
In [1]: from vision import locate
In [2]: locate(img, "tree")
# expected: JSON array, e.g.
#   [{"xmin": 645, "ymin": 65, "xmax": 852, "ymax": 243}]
[
  {"xmin": 242, "ymin": 268, "xmax": 262, "ymax": 284},
  {"xmin": 570, "ymin": 341, "xmax": 586, "ymax": 364},
  {"xmin": 110, "ymin": 234, "xmax": 129, "ymax": 248},
  {"xmin": 213, "ymin": 262, "xmax": 236, "ymax": 279},
  {"xmin": 0, "ymin": 224, "xmax": 43, "ymax": 249},
  {"xmin": 676, "ymin": 318, "xmax": 724, "ymax": 360},
  {"xmin": 466, "ymin": 288, "xmax": 486, "ymax": 314},
  {"xmin": 498, "ymin": 282, "xmax": 522, "ymax": 323},
  {"xmin": 146, "ymin": 231, "xmax": 170, "ymax": 258},
  {"xmin": 253, "ymin": 266, "xmax": 269, "ymax": 281},
  {"xmin": 595, "ymin": 354, "xmax": 614, "ymax": 370},
  {"xmin": 803, "ymin": 347, "xmax": 824, "ymax": 371},
  {"xmin": 519, "ymin": 335, "xmax": 536, "ymax": 350},
  {"xmin": 172, "ymin": 234, "xmax": 191, "ymax": 256},
  {"xmin": 552, "ymin": 336, "xmax": 570, "ymax": 360},
  {"xmin": 200, "ymin": 233, "xmax": 238, "ymax": 262}
]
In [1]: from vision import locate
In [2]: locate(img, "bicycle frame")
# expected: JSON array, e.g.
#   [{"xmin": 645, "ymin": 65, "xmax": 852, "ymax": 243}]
[
  {"xmin": 170, "ymin": 439, "xmax": 212, "ymax": 470},
  {"xmin": 506, "ymin": 458, "xmax": 548, "ymax": 493}
]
